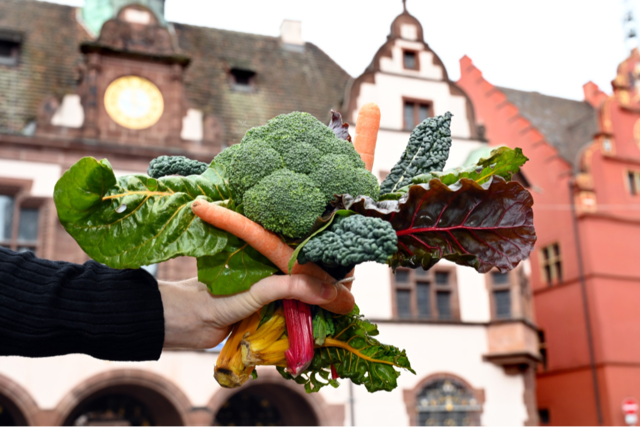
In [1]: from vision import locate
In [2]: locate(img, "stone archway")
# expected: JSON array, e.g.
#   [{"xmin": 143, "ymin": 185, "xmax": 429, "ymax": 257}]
[
  {"xmin": 208, "ymin": 368, "xmax": 345, "ymax": 426},
  {"xmin": 0, "ymin": 373, "xmax": 39, "ymax": 426},
  {"xmin": 53, "ymin": 369, "xmax": 192, "ymax": 426}
]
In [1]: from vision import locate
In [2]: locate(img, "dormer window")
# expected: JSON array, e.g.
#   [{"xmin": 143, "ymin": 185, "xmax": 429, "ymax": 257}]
[
  {"xmin": 123, "ymin": 8, "xmax": 152, "ymax": 25},
  {"xmin": 0, "ymin": 31, "xmax": 22, "ymax": 67},
  {"xmin": 230, "ymin": 68, "xmax": 256, "ymax": 92},
  {"xmin": 403, "ymin": 49, "xmax": 418, "ymax": 70}
]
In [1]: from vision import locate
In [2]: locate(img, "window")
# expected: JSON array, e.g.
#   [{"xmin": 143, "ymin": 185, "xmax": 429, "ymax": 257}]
[
  {"xmin": 540, "ymin": 243, "xmax": 562, "ymax": 285},
  {"xmin": 0, "ymin": 31, "xmax": 21, "ymax": 66},
  {"xmin": 0, "ymin": 194, "xmax": 40, "ymax": 253},
  {"xmin": 403, "ymin": 49, "xmax": 419, "ymax": 70},
  {"xmin": 141, "ymin": 264, "xmax": 158, "ymax": 278},
  {"xmin": 416, "ymin": 378, "xmax": 481, "ymax": 426},
  {"xmin": 490, "ymin": 271, "xmax": 512, "ymax": 319},
  {"xmin": 538, "ymin": 329, "xmax": 547, "ymax": 371},
  {"xmin": 230, "ymin": 68, "xmax": 256, "ymax": 92},
  {"xmin": 538, "ymin": 408, "xmax": 550, "ymax": 425},
  {"xmin": 403, "ymin": 99, "xmax": 431, "ymax": 130},
  {"xmin": 392, "ymin": 268, "xmax": 458, "ymax": 320},
  {"xmin": 627, "ymin": 171, "xmax": 640, "ymax": 195}
]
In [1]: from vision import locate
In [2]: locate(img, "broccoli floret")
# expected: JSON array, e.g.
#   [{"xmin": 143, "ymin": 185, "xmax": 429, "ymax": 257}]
[
  {"xmin": 309, "ymin": 154, "xmax": 380, "ymax": 203},
  {"xmin": 147, "ymin": 156, "xmax": 208, "ymax": 178},
  {"xmin": 298, "ymin": 215, "xmax": 398, "ymax": 278},
  {"xmin": 224, "ymin": 112, "xmax": 380, "ymax": 238},
  {"xmin": 243, "ymin": 169, "xmax": 326, "ymax": 238},
  {"xmin": 214, "ymin": 144, "xmax": 242, "ymax": 169},
  {"xmin": 380, "ymin": 112, "xmax": 453, "ymax": 194}
]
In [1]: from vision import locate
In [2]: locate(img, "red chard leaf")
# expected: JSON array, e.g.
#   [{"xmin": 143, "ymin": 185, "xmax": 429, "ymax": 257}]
[
  {"xmin": 328, "ymin": 110, "xmax": 352, "ymax": 142},
  {"xmin": 342, "ymin": 176, "xmax": 536, "ymax": 273}
]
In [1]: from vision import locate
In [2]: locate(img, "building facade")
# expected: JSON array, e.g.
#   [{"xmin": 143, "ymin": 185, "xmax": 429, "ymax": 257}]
[
  {"xmin": 459, "ymin": 47, "xmax": 640, "ymax": 425},
  {"xmin": 0, "ymin": 1, "xmax": 539, "ymax": 425}
]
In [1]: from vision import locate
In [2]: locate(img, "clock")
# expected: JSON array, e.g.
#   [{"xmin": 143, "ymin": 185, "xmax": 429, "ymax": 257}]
[{"xmin": 104, "ymin": 76, "xmax": 164, "ymax": 130}]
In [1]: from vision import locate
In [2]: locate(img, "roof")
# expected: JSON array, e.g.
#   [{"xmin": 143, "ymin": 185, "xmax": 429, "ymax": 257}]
[
  {"xmin": 173, "ymin": 23, "xmax": 352, "ymax": 144},
  {"xmin": 0, "ymin": 0, "xmax": 352, "ymax": 144},
  {"xmin": 0, "ymin": 0, "xmax": 91, "ymax": 134},
  {"xmin": 497, "ymin": 87, "xmax": 599, "ymax": 166}
]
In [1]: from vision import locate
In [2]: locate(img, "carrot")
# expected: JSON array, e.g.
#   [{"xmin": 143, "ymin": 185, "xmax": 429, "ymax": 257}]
[
  {"xmin": 353, "ymin": 103, "xmax": 381, "ymax": 172},
  {"xmin": 191, "ymin": 201, "xmax": 355, "ymax": 314}
]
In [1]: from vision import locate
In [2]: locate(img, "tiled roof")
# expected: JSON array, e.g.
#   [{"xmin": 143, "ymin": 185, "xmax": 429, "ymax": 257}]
[
  {"xmin": 498, "ymin": 87, "xmax": 598, "ymax": 166},
  {"xmin": 0, "ymin": 0, "xmax": 352, "ymax": 143},
  {"xmin": 0, "ymin": 0, "xmax": 91, "ymax": 133},
  {"xmin": 173, "ymin": 23, "xmax": 351, "ymax": 145}
]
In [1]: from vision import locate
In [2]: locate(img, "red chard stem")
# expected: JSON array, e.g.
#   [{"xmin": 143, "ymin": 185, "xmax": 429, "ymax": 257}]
[{"xmin": 283, "ymin": 299, "xmax": 315, "ymax": 376}]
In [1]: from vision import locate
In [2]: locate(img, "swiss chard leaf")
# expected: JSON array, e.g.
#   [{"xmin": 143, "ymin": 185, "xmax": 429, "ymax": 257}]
[
  {"xmin": 197, "ymin": 235, "xmax": 278, "ymax": 295},
  {"xmin": 279, "ymin": 305, "xmax": 415, "ymax": 393},
  {"xmin": 54, "ymin": 157, "xmax": 230, "ymax": 268},
  {"xmin": 392, "ymin": 146, "xmax": 528, "ymax": 197},
  {"xmin": 328, "ymin": 110, "xmax": 351, "ymax": 142},
  {"xmin": 343, "ymin": 176, "xmax": 536, "ymax": 273},
  {"xmin": 312, "ymin": 307, "xmax": 335, "ymax": 346},
  {"xmin": 379, "ymin": 112, "xmax": 452, "ymax": 195}
]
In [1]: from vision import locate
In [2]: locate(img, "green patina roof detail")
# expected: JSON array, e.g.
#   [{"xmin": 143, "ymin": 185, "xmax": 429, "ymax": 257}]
[{"xmin": 82, "ymin": 0, "xmax": 167, "ymax": 36}]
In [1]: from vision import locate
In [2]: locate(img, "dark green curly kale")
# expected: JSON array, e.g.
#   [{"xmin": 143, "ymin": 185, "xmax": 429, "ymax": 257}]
[
  {"xmin": 147, "ymin": 156, "xmax": 209, "ymax": 178},
  {"xmin": 379, "ymin": 112, "xmax": 453, "ymax": 195},
  {"xmin": 298, "ymin": 215, "xmax": 398, "ymax": 279}
]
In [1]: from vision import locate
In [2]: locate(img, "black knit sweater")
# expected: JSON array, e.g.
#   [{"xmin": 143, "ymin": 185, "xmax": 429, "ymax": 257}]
[{"xmin": 0, "ymin": 247, "xmax": 165, "ymax": 361}]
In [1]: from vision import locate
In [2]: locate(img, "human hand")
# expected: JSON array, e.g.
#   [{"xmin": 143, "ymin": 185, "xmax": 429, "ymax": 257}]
[{"xmin": 159, "ymin": 274, "xmax": 338, "ymax": 350}]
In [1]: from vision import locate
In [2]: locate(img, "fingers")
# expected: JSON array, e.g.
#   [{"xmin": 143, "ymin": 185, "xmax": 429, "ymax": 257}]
[
  {"xmin": 248, "ymin": 274, "xmax": 338, "ymax": 308},
  {"xmin": 320, "ymin": 284, "xmax": 355, "ymax": 314}
]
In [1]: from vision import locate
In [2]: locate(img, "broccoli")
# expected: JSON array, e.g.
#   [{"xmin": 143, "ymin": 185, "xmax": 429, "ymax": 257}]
[
  {"xmin": 380, "ymin": 112, "xmax": 453, "ymax": 194},
  {"xmin": 214, "ymin": 144, "xmax": 242, "ymax": 169},
  {"xmin": 243, "ymin": 170, "xmax": 326, "ymax": 239},
  {"xmin": 297, "ymin": 215, "xmax": 398, "ymax": 280},
  {"xmin": 223, "ymin": 112, "xmax": 380, "ymax": 238},
  {"xmin": 148, "ymin": 156, "xmax": 208, "ymax": 179}
]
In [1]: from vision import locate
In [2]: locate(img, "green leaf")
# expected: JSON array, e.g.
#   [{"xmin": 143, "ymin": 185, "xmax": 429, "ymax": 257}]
[
  {"xmin": 280, "ymin": 305, "xmax": 415, "ymax": 393},
  {"xmin": 411, "ymin": 146, "xmax": 528, "ymax": 187},
  {"xmin": 287, "ymin": 209, "xmax": 355, "ymax": 274},
  {"xmin": 387, "ymin": 147, "xmax": 529, "ymax": 199},
  {"xmin": 312, "ymin": 307, "xmax": 335, "ymax": 346},
  {"xmin": 54, "ymin": 157, "xmax": 231, "ymax": 268},
  {"xmin": 379, "ymin": 112, "xmax": 452, "ymax": 194},
  {"xmin": 342, "ymin": 176, "xmax": 536, "ymax": 273},
  {"xmin": 197, "ymin": 235, "xmax": 278, "ymax": 295}
]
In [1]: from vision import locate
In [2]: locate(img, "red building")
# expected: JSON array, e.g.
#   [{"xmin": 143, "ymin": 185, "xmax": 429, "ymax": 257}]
[{"xmin": 459, "ymin": 50, "xmax": 640, "ymax": 426}]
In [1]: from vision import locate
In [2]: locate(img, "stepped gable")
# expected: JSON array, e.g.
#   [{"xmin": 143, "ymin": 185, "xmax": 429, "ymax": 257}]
[
  {"xmin": 497, "ymin": 87, "xmax": 598, "ymax": 167},
  {"xmin": 173, "ymin": 23, "xmax": 351, "ymax": 145},
  {"xmin": 0, "ymin": 0, "xmax": 91, "ymax": 133}
]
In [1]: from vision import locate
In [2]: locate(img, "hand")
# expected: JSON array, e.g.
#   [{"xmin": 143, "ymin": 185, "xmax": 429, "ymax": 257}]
[{"xmin": 159, "ymin": 274, "xmax": 338, "ymax": 350}]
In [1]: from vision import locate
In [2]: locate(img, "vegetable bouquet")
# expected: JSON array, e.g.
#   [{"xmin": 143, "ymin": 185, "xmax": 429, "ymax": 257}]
[{"xmin": 53, "ymin": 104, "xmax": 536, "ymax": 393}]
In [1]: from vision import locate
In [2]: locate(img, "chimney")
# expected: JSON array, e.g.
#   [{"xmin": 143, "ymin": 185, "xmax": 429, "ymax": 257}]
[{"xmin": 280, "ymin": 20, "xmax": 303, "ymax": 46}]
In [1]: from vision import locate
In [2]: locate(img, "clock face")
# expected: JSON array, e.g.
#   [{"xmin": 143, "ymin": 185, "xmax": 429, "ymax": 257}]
[{"xmin": 104, "ymin": 76, "xmax": 164, "ymax": 130}]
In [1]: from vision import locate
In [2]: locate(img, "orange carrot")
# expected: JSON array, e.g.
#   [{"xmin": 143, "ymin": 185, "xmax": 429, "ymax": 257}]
[
  {"xmin": 353, "ymin": 103, "xmax": 381, "ymax": 172},
  {"xmin": 191, "ymin": 201, "xmax": 355, "ymax": 314}
]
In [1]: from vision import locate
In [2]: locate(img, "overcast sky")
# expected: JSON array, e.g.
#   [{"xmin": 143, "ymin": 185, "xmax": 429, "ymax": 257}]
[{"xmin": 43, "ymin": 0, "xmax": 637, "ymax": 101}]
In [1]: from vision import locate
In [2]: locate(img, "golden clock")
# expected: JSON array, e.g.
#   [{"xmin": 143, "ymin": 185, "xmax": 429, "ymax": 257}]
[{"xmin": 104, "ymin": 76, "xmax": 164, "ymax": 130}]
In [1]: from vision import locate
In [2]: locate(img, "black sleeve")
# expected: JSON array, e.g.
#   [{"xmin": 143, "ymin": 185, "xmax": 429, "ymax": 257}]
[{"xmin": 0, "ymin": 247, "xmax": 165, "ymax": 361}]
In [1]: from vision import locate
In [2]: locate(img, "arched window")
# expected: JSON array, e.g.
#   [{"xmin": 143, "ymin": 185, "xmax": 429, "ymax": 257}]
[{"xmin": 416, "ymin": 378, "xmax": 481, "ymax": 426}]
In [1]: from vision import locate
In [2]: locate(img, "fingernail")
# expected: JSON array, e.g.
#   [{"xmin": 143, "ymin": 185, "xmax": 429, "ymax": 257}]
[{"xmin": 320, "ymin": 283, "xmax": 337, "ymax": 300}]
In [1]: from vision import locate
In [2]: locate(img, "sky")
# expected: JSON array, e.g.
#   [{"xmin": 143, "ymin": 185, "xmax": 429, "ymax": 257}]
[{"xmin": 43, "ymin": 0, "xmax": 637, "ymax": 101}]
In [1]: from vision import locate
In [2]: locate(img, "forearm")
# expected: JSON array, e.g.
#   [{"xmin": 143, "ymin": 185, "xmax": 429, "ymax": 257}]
[{"xmin": 0, "ymin": 248, "xmax": 164, "ymax": 361}]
